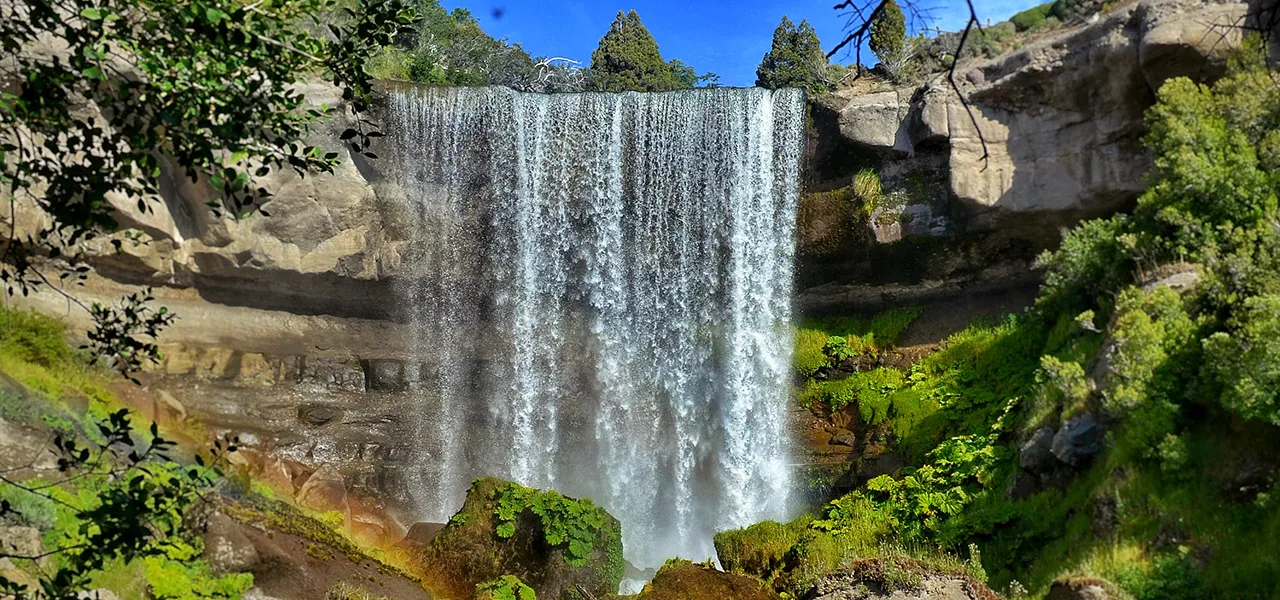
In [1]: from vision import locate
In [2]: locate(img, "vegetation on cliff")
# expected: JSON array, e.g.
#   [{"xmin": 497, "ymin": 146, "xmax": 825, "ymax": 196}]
[
  {"xmin": 735, "ymin": 44, "xmax": 1280, "ymax": 599},
  {"xmin": 0, "ymin": 0, "xmax": 416, "ymax": 381}
]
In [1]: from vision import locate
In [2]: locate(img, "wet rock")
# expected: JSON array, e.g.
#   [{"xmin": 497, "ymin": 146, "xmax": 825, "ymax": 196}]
[
  {"xmin": 1051, "ymin": 413, "xmax": 1105, "ymax": 467},
  {"xmin": 203, "ymin": 512, "xmax": 260, "ymax": 574},
  {"xmin": 631, "ymin": 560, "xmax": 780, "ymax": 600},
  {"xmin": 296, "ymin": 466, "xmax": 348, "ymax": 513},
  {"xmin": 1019, "ymin": 426, "xmax": 1057, "ymax": 473},
  {"xmin": 398, "ymin": 522, "xmax": 445, "ymax": 549},
  {"xmin": 1046, "ymin": 578, "xmax": 1120, "ymax": 600},
  {"xmin": 298, "ymin": 404, "xmax": 343, "ymax": 427},
  {"xmin": 804, "ymin": 558, "xmax": 999, "ymax": 600},
  {"xmin": 830, "ymin": 429, "xmax": 856, "ymax": 447},
  {"xmin": 153, "ymin": 390, "xmax": 188, "ymax": 428},
  {"xmin": 361, "ymin": 359, "xmax": 407, "ymax": 392},
  {"xmin": 417, "ymin": 477, "xmax": 622, "ymax": 600}
]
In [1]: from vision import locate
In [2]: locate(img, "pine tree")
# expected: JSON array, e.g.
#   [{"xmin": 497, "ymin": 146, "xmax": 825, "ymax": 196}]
[
  {"xmin": 869, "ymin": 0, "xmax": 907, "ymax": 68},
  {"xmin": 587, "ymin": 10, "xmax": 677, "ymax": 92},
  {"xmin": 755, "ymin": 16, "xmax": 829, "ymax": 93}
]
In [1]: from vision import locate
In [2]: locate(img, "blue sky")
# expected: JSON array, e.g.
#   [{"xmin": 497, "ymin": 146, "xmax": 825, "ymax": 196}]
[{"xmin": 447, "ymin": 0, "xmax": 1046, "ymax": 87}]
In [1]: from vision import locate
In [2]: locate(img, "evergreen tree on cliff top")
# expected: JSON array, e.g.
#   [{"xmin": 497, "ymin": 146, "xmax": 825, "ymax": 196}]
[
  {"xmin": 756, "ymin": 16, "xmax": 830, "ymax": 93},
  {"xmin": 587, "ymin": 10, "xmax": 677, "ymax": 92},
  {"xmin": 869, "ymin": 0, "xmax": 907, "ymax": 69}
]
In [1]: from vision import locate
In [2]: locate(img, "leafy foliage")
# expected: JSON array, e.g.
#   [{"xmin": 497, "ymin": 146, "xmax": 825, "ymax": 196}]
[
  {"xmin": 492, "ymin": 483, "xmax": 612, "ymax": 568},
  {"xmin": 0, "ymin": 0, "xmax": 415, "ymax": 379},
  {"xmin": 0, "ymin": 409, "xmax": 242, "ymax": 599},
  {"xmin": 476, "ymin": 575, "xmax": 536, "ymax": 600},
  {"xmin": 755, "ymin": 16, "xmax": 830, "ymax": 93}
]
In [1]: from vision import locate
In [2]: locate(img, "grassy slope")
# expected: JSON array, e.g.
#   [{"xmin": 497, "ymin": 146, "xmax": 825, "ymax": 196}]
[{"xmin": 0, "ymin": 307, "xmax": 425, "ymax": 600}]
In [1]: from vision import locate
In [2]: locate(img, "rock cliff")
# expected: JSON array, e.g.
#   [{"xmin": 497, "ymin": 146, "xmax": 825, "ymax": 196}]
[{"xmin": 797, "ymin": 0, "xmax": 1251, "ymax": 311}]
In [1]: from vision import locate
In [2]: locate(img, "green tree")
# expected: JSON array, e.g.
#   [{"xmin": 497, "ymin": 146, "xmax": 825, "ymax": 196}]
[
  {"xmin": 668, "ymin": 59, "xmax": 719, "ymax": 89},
  {"xmin": 756, "ymin": 16, "xmax": 830, "ymax": 93},
  {"xmin": 586, "ymin": 10, "xmax": 676, "ymax": 92},
  {"xmin": 400, "ymin": 1, "xmax": 537, "ymax": 88},
  {"xmin": 869, "ymin": 0, "xmax": 907, "ymax": 71},
  {"xmin": 0, "ymin": 0, "xmax": 415, "ymax": 378}
]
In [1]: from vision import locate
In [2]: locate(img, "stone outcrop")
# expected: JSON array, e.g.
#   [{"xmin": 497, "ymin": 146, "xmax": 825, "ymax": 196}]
[
  {"xmin": 798, "ymin": 0, "xmax": 1251, "ymax": 312},
  {"xmin": 416, "ymin": 477, "xmax": 624, "ymax": 600},
  {"xmin": 625, "ymin": 560, "xmax": 781, "ymax": 600},
  {"xmin": 802, "ymin": 559, "xmax": 998, "ymax": 600}
]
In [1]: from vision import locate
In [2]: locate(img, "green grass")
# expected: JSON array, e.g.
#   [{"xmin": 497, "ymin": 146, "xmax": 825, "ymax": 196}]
[
  {"xmin": 791, "ymin": 307, "xmax": 922, "ymax": 381},
  {"xmin": 0, "ymin": 306, "xmax": 123, "ymax": 436}
]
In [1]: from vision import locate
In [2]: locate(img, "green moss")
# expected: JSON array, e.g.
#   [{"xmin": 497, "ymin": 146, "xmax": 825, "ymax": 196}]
[
  {"xmin": 420, "ymin": 478, "xmax": 622, "ymax": 600},
  {"xmin": 792, "ymin": 329, "xmax": 831, "ymax": 379}
]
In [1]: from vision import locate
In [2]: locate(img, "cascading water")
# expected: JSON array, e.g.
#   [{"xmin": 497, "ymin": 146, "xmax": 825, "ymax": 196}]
[{"xmin": 389, "ymin": 86, "xmax": 804, "ymax": 567}]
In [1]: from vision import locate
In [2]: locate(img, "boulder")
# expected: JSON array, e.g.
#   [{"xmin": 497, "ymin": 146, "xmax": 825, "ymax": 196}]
[
  {"xmin": 1051, "ymin": 413, "xmax": 1106, "ymax": 467},
  {"xmin": 298, "ymin": 404, "xmax": 343, "ymax": 427},
  {"xmin": 1019, "ymin": 426, "xmax": 1057, "ymax": 473},
  {"xmin": 829, "ymin": 429, "xmax": 856, "ymax": 448},
  {"xmin": 346, "ymin": 502, "xmax": 407, "ymax": 548},
  {"xmin": 1046, "ymin": 578, "xmax": 1121, "ymax": 600},
  {"xmin": 628, "ymin": 560, "xmax": 780, "ymax": 600},
  {"xmin": 153, "ymin": 390, "xmax": 188, "ymax": 428},
  {"xmin": 815, "ymin": 90, "xmax": 913, "ymax": 153},
  {"xmin": 398, "ymin": 522, "xmax": 445, "ymax": 549},
  {"xmin": 202, "ymin": 511, "xmax": 260, "ymax": 575},
  {"xmin": 0, "ymin": 526, "xmax": 45, "ymax": 563},
  {"xmin": 260, "ymin": 457, "xmax": 311, "ymax": 496},
  {"xmin": 296, "ymin": 467, "xmax": 348, "ymax": 513},
  {"xmin": 416, "ymin": 477, "xmax": 623, "ymax": 600},
  {"xmin": 0, "ymin": 557, "xmax": 39, "ymax": 592},
  {"xmin": 803, "ymin": 558, "xmax": 999, "ymax": 600},
  {"xmin": 1138, "ymin": 1, "xmax": 1246, "ymax": 92}
]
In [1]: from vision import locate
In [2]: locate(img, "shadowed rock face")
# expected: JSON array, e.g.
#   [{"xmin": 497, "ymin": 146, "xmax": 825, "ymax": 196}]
[{"xmin": 797, "ymin": 0, "xmax": 1250, "ymax": 312}]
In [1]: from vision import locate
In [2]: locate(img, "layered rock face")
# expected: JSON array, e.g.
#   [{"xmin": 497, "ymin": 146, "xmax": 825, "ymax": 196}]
[{"xmin": 797, "ymin": 0, "xmax": 1250, "ymax": 312}]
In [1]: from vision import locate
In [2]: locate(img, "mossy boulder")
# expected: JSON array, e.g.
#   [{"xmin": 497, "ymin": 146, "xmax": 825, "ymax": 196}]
[
  {"xmin": 619, "ymin": 560, "xmax": 780, "ymax": 600},
  {"xmin": 418, "ymin": 477, "xmax": 624, "ymax": 600}
]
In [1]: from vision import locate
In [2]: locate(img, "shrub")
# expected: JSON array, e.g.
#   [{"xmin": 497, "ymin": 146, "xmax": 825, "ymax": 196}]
[
  {"xmin": 144, "ymin": 553, "xmax": 254, "ymax": 600},
  {"xmin": 1201, "ymin": 294, "xmax": 1280, "ymax": 425},
  {"xmin": 714, "ymin": 520, "xmax": 804, "ymax": 583},
  {"xmin": 1010, "ymin": 2, "xmax": 1056, "ymax": 31}
]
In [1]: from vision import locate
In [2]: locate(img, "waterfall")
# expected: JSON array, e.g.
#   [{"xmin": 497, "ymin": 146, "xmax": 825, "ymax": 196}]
[{"xmin": 389, "ymin": 86, "xmax": 804, "ymax": 567}]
